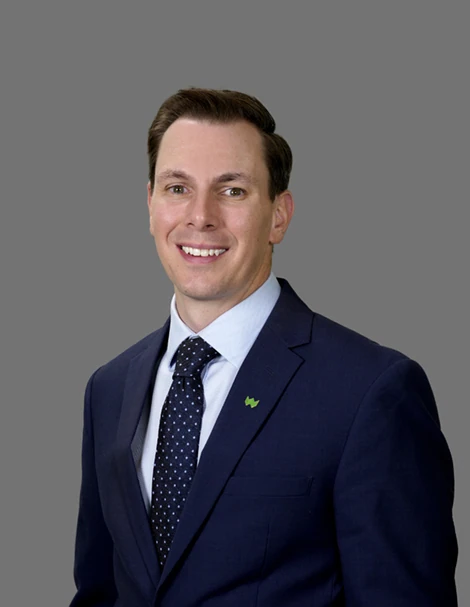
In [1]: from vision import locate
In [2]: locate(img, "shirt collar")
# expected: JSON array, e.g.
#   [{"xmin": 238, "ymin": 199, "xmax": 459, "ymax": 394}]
[{"xmin": 166, "ymin": 273, "xmax": 281, "ymax": 370}]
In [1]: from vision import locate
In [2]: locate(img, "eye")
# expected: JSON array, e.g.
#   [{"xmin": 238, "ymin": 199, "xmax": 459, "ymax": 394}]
[
  {"xmin": 224, "ymin": 187, "xmax": 246, "ymax": 197},
  {"xmin": 168, "ymin": 185, "xmax": 187, "ymax": 195}
]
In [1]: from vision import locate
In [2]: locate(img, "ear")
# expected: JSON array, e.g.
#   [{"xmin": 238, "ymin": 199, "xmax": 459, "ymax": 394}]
[
  {"xmin": 269, "ymin": 190, "xmax": 294, "ymax": 245},
  {"xmin": 147, "ymin": 182, "xmax": 155, "ymax": 235}
]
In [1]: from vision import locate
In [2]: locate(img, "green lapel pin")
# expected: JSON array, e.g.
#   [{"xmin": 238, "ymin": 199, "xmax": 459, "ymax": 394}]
[{"xmin": 245, "ymin": 396, "xmax": 260, "ymax": 409}]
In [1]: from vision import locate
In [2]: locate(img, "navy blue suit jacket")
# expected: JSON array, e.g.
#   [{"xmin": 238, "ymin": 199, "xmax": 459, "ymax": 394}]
[{"xmin": 71, "ymin": 279, "xmax": 458, "ymax": 606}]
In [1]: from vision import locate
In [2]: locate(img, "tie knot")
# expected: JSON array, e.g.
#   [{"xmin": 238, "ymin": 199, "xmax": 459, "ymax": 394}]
[{"xmin": 173, "ymin": 336, "xmax": 220, "ymax": 378}]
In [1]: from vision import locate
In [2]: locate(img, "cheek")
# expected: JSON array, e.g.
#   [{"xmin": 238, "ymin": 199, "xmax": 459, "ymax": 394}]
[
  {"xmin": 149, "ymin": 212, "xmax": 157, "ymax": 236},
  {"xmin": 228, "ymin": 205, "xmax": 271, "ymax": 235},
  {"xmin": 151, "ymin": 216, "xmax": 163, "ymax": 241},
  {"xmin": 152, "ymin": 207, "xmax": 176, "ymax": 239},
  {"xmin": 242, "ymin": 210, "xmax": 275, "ymax": 244}
]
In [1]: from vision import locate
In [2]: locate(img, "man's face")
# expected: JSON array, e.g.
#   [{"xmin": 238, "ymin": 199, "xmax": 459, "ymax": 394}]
[{"xmin": 147, "ymin": 118, "xmax": 293, "ymax": 316}]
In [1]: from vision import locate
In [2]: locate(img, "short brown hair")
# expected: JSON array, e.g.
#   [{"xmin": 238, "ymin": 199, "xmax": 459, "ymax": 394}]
[{"xmin": 147, "ymin": 88, "xmax": 293, "ymax": 200}]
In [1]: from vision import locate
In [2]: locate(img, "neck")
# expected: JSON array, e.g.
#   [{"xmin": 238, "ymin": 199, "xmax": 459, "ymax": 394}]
[
  {"xmin": 174, "ymin": 273, "xmax": 271, "ymax": 333},
  {"xmin": 175, "ymin": 299, "xmax": 237, "ymax": 333}
]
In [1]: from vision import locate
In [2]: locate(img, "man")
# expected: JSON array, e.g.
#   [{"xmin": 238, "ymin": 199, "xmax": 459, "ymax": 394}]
[{"xmin": 71, "ymin": 88, "xmax": 458, "ymax": 606}]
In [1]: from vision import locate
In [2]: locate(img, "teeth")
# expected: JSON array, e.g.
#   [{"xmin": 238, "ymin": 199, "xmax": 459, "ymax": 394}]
[{"xmin": 182, "ymin": 246, "xmax": 226, "ymax": 257}]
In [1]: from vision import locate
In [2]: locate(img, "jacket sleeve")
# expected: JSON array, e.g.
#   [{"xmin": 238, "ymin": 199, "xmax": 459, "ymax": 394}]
[
  {"xmin": 333, "ymin": 358, "xmax": 458, "ymax": 606},
  {"xmin": 70, "ymin": 370, "xmax": 117, "ymax": 607}
]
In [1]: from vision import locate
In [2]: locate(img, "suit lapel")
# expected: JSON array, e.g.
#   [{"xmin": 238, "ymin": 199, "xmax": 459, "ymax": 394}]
[
  {"xmin": 157, "ymin": 280, "xmax": 313, "ymax": 590},
  {"xmin": 114, "ymin": 320, "xmax": 169, "ymax": 589}
]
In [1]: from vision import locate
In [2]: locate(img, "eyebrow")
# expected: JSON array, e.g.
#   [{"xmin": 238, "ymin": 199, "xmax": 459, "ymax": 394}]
[
  {"xmin": 213, "ymin": 172, "xmax": 257, "ymax": 186},
  {"xmin": 156, "ymin": 169, "xmax": 257, "ymax": 186},
  {"xmin": 156, "ymin": 169, "xmax": 192, "ymax": 183}
]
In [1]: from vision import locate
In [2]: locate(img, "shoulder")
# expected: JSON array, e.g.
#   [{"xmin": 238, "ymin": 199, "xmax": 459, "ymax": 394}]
[
  {"xmin": 277, "ymin": 280, "xmax": 423, "ymax": 408},
  {"xmin": 311, "ymin": 311, "xmax": 407, "ymax": 369},
  {"xmin": 277, "ymin": 278, "xmax": 409, "ymax": 378},
  {"xmin": 89, "ymin": 320, "xmax": 169, "ymax": 388},
  {"xmin": 309, "ymin": 311, "xmax": 434, "ymax": 402},
  {"xmin": 287, "ymin": 302, "xmax": 440, "ymax": 430},
  {"xmin": 309, "ymin": 312, "xmax": 413, "ymax": 399}
]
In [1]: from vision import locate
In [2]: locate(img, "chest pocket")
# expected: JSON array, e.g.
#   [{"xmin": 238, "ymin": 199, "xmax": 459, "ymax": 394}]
[{"xmin": 223, "ymin": 475, "xmax": 313, "ymax": 497}]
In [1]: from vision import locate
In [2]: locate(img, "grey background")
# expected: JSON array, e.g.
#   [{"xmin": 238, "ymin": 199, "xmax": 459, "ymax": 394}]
[{"xmin": 1, "ymin": 3, "xmax": 468, "ymax": 604}]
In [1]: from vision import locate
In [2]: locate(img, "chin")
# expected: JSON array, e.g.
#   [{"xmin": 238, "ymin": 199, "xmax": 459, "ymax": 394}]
[
  {"xmin": 180, "ymin": 287, "xmax": 225, "ymax": 302},
  {"xmin": 177, "ymin": 280, "xmax": 234, "ymax": 303}
]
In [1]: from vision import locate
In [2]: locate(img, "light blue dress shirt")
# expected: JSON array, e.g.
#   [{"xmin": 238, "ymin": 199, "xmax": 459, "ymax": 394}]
[{"xmin": 139, "ymin": 273, "xmax": 281, "ymax": 511}]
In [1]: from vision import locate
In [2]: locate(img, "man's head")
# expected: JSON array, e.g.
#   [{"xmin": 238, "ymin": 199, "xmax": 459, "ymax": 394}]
[
  {"xmin": 147, "ymin": 88, "xmax": 293, "ymax": 201},
  {"xmin": 146, "ymin": 88, "xmax": 294, "ymax": 329}
]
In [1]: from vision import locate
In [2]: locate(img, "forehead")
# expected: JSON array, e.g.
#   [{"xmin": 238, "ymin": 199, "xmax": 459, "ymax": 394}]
[{"xmin": 155, "ymin": 118, "xmax": 268, "ymax": 181}]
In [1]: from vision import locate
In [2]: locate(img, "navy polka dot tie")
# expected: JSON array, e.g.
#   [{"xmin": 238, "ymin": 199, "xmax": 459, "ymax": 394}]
[{"xmin": 150, "ymin": 336, "xmax": 220, "ymax": 567}]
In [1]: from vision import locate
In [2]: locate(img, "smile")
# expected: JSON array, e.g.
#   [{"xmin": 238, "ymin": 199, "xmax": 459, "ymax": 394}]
[{"xmin": 180, "ymin": 246, "xmax": 227, "ymax": 257}]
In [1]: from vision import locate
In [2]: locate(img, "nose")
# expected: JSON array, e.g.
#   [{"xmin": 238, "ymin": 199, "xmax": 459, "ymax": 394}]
[{"xmin": 186, "ymin": 190, "xmax": 220, "ymax": 230}]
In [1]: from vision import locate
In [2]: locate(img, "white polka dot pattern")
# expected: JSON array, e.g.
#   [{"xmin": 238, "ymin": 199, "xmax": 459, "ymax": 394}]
[{"xmin": 150, "ymin": 336, "xmax": 220, "ymax": 568}]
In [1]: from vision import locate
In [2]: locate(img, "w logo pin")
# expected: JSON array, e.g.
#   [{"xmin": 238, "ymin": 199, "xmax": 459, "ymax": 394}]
[{"xmin": 245, "ymin": 396, "xmax": 260, "ymax": 408}]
